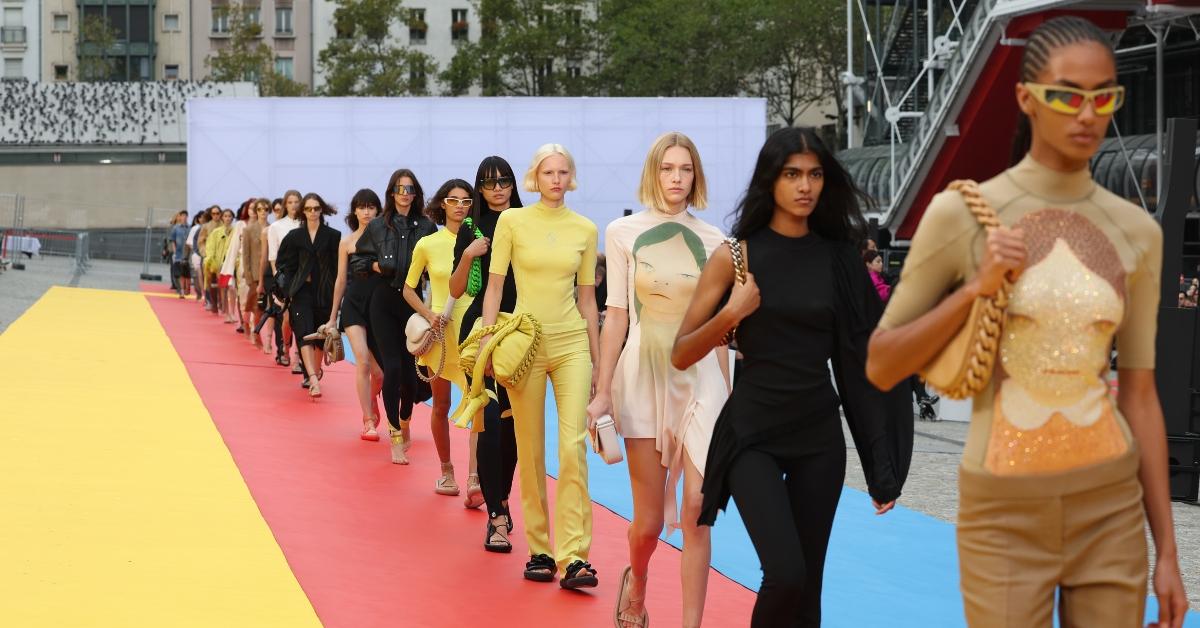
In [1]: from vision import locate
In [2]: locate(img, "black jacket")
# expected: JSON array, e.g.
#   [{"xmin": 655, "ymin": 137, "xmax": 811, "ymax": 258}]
[
  {"xmin": 276, "ymin": 223, "xmax": 341, "ymax": 305},
  {"xmin": 355, "ymin": 211, "xmax": 437, "ymax": 290}
]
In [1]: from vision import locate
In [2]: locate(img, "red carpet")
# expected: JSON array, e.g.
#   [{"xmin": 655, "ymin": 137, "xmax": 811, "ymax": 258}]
[{"xmin": 148, "ymin": 295, "xmax": 756, "ymax": 627}]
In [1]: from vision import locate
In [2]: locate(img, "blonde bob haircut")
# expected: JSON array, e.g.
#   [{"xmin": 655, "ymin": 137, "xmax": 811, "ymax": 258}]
[
  {"xmin": 524, "ymin": 143, "xmax": 579, "ymax": 193},
  {"xmin": 638, "ymin": 132, "xmax": 707, "ymax": 211}
]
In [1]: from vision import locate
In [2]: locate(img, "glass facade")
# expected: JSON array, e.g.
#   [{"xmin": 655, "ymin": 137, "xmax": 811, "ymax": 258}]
[{"xmin": 77, "ymin": 0, "xmax": 156, "ymax": 81}]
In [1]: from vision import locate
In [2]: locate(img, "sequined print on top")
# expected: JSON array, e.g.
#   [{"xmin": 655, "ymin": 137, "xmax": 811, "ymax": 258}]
[{"xmin": 986, "ymin": 209, "xmax": 1129, "ymax": 475}]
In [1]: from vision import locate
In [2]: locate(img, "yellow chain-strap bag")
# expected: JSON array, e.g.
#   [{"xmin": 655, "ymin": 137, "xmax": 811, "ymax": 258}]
[
  {"xmin": 918, "ymin": 180, "xmax": 1013, "ymax": 400},
  {"xmin": 451, "ymin": 312, "xmax": 543, "ymax": 430}
]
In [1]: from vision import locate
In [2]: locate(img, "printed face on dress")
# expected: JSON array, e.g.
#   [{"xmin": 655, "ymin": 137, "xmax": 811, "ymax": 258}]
[
  {"xmin": 537, "ymin": 154, "xmax": 572, "ymax": 203},
  {"xmin": 634, "ymin": 233, "xmax": 703, "ymax": 320},
  {"xmin": 393, "ymin": 176, "xmax": 415, "ymax": 210},
  {"xmin": 773, "ymin": 151, "xmax": 823, "ymax": 220},
  {"xmin": 659, "ymin": 145, "xmax": 694, "ymax": 211},
  {"xmin": 1017, "ymin": 42, "xmax": 1117, "ymax": 165},
  {"xmin": 442, "ymin": 187, "xmax": 471, "ymax": 224}
]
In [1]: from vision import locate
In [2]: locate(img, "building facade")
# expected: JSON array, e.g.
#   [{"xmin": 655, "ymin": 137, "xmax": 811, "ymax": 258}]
[
  {"xmin": 312, "ymin": 0, "xmax": 479, "ymax": 93},
  {"xmin": 190, "ymin": 0, "xmax": 313, "ymax": 87},
  {"xmin": 2, "ymin": 0, "xmax": 39, "ymax": 81},
  {"xmin": 40, "ymin": 0, "xmax": 188, "ymax": 81}
]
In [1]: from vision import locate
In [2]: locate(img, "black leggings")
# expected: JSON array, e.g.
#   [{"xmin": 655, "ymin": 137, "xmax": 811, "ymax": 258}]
[
  {"xmin": 369, "ymin": 283, "xmax": 424, "ymax": 431},
  {"xmin": 476, "ymin": 378, "xmax": 518, "ymax": 518},
  {"xmin": 729, "ymin": 437, "xmax": 846, "ymax": 627}
]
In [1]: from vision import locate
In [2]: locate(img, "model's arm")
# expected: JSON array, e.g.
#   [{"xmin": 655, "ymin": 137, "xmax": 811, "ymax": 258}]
[
  {"xmin": 716, "ymin": 343, "xmax": 731, "ymax": 392},
  {"xmin": 586, "ymin": 306, "xmax": 628, "ymax": 429},
  {"xmin": 1118, "ymin": 369, "xmax": 1187, "ymax": 627},
  {"xmin": 450, "ymin": 237, "xmax": 489, "ymax": 299},
  {"xmin": 576, "ymin": 284, "xmax": 601, "ymax": 396},
  {"xmin": 326, "ymin": 240, "xmax": 350, "ymax": 329},
  {"xmin": 866, "ymin": 227, "xmax": 1026, "ymax": 390},
  {"xmin": 672, "ymin": 244, "xmax": 756, "ymax": 370},
  {"xmin": 402, "ymin": 247, "xmax": 440, "ymax": 327}
]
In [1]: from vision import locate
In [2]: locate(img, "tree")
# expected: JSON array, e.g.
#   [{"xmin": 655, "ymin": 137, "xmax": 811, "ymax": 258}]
[
  {"xmin": 317, "ymin": 0, "xmax": 438, "ymax": 96},
  {"xmin": 754, "ymin": 0, "xmax": 847, "ymax": 131},
  {"xmin": 78, "ymin": 15, "xmax": 119, "ymax": 81},
  {"xmin": 207, "ymin": 3, "xmax": 308, "ymax": 95},
  {"xmin": 591, "ymin": 0, "xmax": 772, "ymax": 97},
  {"xmin": 440, "ymin": 0, "xmax": 597, "ymax": 97}
]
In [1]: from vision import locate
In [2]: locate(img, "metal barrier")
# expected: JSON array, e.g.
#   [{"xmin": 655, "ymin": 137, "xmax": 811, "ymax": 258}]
[{"xmin": 0, "ymin": 227, "xmax": 93, "ymax": 277}]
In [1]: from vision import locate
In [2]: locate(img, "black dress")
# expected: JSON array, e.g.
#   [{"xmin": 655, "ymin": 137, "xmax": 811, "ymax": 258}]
[
  {"xmin": 277, "ymin": 223, "xmax": 340, "ymax": 346},
  {"xmin": 698, "ymin": 228, "xmax": 912, "ymax": 627},
  {"xmin": 338, "ymin": 265, "xmax": 378, "ymax": 332}
]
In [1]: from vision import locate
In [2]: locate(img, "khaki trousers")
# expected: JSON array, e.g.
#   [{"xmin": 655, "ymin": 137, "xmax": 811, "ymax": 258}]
[{"xmin": 957, "ymin": 448, "xmax": 1147, "ymax": 627}]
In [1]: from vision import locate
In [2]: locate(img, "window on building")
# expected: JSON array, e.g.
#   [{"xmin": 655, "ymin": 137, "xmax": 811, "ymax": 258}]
[
  {"xmin": 451, "ymin": 8, "xmax": 468, "ymax": 41},
  {"xmin": 568, "ymin": 9, "xmax": 582, "ymax": 26},
  {"xmin": 163, "ymin": 14, "xmax": 180, "ymax": 32},
  {"xmin": 129, "ymin": 5, "xmax": 150, "ymax": 43},
  {"xmin": 3, "ymin": 58, "xmax": 21, "ymax": 79},
  {"xmin": 4, "ymin": 8, "xmax": 21, "ymax": 27},
  {"xmin": 212, "ymin": 7, "xmax": 229, "ymax": 34},
  {"xmin": 53, "ymin": 13, "xmax": 69, "ymax": 32},
  {"xmin": 408, "ymin": 8, "xmax": 426, "ymax": 44},
  {"xmin": 410, "ymin": 63, "xmax": 426, "ymax": 91},
  {"xmin": 136, "ymin": 56, "xmax": 150, "ymax": 80},
  {"xmin": 245, "ymin": 8, "xmax": 261, "ymax": 27},
  {"xmin": 567, "ymin": 59, "xmax": 581, "ymax": 79},
  {"xmin": 275, "ymin": 7, "xmax": 292, "ymax": 34},
  {"xmin": 274, "ymin": 56, "xmax": 293, "ymax": 80},
  {"xmin": 54, "ymin": 64, "xmax": 68, "ymax": 80},
  {"xmin": 164, "ymin": 64, "xmax": 179, "ymax": 80}
]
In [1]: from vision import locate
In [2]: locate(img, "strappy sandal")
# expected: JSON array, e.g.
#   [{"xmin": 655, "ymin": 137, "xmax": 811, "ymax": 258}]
[
  {"xmin": 361, "ymin": 416, "xmax": 380, "ymax": 441},
  {"xmin": 484, "ymin": 515, "xmax": 513, "ymax": 553},
  {"xmin": 560, "ymin": 560, "xmax": 598, "ymax": 590},
  {"xmin": 614, "ymin": 565, "xmax": 649, "ymax": 627},
  {"xmin": 523, "ymin": 554, "xmax": 557, "ymax": 583},
  {"xmin": 463, "ymin": 473, "xmax": 483, "ymax": 509},
  {"xmin": 435, "ymin": 462, "xmax": 459, "ymax": 496},
  {"xmin": 278, "ymin": 354, "xmax": 290, "ymax": 367}
]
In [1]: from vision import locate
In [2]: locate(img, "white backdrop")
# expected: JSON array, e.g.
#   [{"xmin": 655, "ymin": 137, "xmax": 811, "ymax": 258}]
[{"xmin": 187, "ymin": 97, "xmax": 766, "ymax": 242}]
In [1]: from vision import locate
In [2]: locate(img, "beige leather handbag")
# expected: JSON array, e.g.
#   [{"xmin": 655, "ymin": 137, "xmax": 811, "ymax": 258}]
[{"xmin": 918, "ymin": 180, "xmax": 1012, "ymax": 400}]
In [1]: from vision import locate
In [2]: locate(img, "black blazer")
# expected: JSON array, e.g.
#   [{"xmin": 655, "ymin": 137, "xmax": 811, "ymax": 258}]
[
  {"xmin": 276, "ymin": 223, "xmax": 341, "ymax": 305},
  {"xmin": 355, "ymin": 212, "xmax": 437, "ymax": 290}
]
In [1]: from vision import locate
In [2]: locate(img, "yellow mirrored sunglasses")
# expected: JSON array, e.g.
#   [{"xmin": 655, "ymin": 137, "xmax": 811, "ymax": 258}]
[{"xmin": 1023, "ymin": 83, "xmax": 1126, "ymax": 116}]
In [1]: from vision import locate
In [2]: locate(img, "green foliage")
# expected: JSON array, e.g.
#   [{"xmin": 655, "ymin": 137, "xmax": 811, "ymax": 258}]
[
  {"xmin": 78, "ymin": 15, "xmax": 119, "ymax": 81},
  {"xmin": 440, "ymin": 0, "xmax": 596, "ymax": 96},
  {"xmin": 753, "ymin": 0, "xmax": 847, "ymax": 129},
  {"xmin": 318, "ymin": 0, "xmax": 438, "ymax": 96},
  {"xmin": 207, "ymin": 3, "xmax": 308, "ymax": 95}
]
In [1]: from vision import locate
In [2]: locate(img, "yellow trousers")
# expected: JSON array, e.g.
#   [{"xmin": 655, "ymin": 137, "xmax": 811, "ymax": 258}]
[
  {"xmin": 957, "ymin": 447, "xmax": 1146, "ymax": 627},
  {"xmin": 508, "ymin": 324, "xmax": 593, "ymax": 572}
]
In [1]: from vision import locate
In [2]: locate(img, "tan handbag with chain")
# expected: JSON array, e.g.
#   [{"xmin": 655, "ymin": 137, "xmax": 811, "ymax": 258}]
[
  {"xmin": 918, "ymin": 180, "xmax": 1013, "ymax": 400},
  {"xmin": 720, "ymin": 237, "xmax": 747, "ymax": 346}
]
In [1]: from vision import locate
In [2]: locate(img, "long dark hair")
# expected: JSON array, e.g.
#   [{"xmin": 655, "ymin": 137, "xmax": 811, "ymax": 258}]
[
  {"xmin": 428, "ymin": 179, "xmax": 475, "ymax": 226},
  {"xmin": 470, "ymin": 156, "xmax": 524, "ymax": 223},
  {"xmin": 300, "ymin": 192, "xmax": 337, "ymax": 225},
  {"xmin": 346, "ymin": 188, "xmax": 382, "ymax": 230},
  {"xmin": 382, "ymin": 168, "xmax": 425, "ymax": 228},
  {"xmin": 1010, "ymin": 16, "xmax": 1115, "ymax": 165},
  {"xmin": 730, "ymin": 127, "xmax": 870, "ymax": 245}
]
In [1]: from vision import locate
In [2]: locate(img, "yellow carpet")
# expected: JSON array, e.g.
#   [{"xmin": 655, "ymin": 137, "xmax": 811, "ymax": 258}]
[{"xmin": 0, "ymin": 287, "xmax": 319, "ymax": 626}]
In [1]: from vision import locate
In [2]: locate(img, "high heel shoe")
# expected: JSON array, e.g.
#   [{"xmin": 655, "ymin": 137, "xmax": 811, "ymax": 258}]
[
  {"xmin": 361, "ymin": 416, "xmax": 380, "ymax": 441},
  {"xmin": 463, "ymin": 473, "xmax": 483, "ymax": 509},
  {"xmin": 435, "ymin": 462, "xmax": 459, "ymax": 496},
  {"xmin": 389, "ymin": 429, "xmax": 409, "ymax": 465}
]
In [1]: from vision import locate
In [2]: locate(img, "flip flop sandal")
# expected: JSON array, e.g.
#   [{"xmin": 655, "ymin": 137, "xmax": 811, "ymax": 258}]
[
  {"xmin": 560, "ymin": 560, "xmax": 598, "ymax": 590},
  {"xmin": 614, "ymin": 566, "xmax": 649, "ymax": 627},
  {"xmin": 523, "ymin": 554, "xmax": 556, "ymax": 583}
]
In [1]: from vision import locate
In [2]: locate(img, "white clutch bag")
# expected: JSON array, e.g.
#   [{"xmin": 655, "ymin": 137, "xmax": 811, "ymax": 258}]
[{"xmin": 591, "ymin": 415, "xmax": 623, "ymax": 465}]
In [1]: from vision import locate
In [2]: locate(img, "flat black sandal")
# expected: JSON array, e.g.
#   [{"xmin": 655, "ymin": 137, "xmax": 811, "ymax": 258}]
[
  {"xmin": 523, "ymin": 554, "xmax": 556, "ymax": 582},
  {"xmin": 484, "ymin": 516, "xmax": 513, "ymax": 553},
  {"xmin": 560, "ymin": 560, "xmax": 598, "ymax": 590}
]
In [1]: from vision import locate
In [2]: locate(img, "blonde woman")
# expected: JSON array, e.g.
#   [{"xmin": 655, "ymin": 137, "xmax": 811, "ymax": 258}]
[
  {"xmin": 588, "ymin": 132, "xmax": 729, "ymax": 627},
  {"xmin": 479, "ymin": 144, "xmax": 600, "ymax": 588}
]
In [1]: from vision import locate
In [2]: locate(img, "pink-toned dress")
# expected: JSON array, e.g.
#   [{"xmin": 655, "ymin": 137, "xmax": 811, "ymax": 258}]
[{"xmin": 605, "ymin": 208, "xmax": 729, "ymax": 531}]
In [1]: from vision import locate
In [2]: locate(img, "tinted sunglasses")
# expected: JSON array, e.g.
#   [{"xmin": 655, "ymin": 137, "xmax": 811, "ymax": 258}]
[
  {"xmin": 443, "ymin": 198, "xmax": 473, "ymax": 208},
  {"xmin": 1023, "ymin": 83, "xmax": 1125, "ymax": 116},
  {"xmin": 394, "ymin": 184, "xmax": 417, "ymax": 195},
  {"xmin": 480, "ymin": 176, "xmax": 514, "ymax": 191}
]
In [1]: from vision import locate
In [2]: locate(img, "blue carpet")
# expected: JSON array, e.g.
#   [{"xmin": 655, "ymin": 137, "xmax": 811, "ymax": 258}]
[{"xmin": 351, "ymin": 342, "xmax": 1195, "ymax": 626}]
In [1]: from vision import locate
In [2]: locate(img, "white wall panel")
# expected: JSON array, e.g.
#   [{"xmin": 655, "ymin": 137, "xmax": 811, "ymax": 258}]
[{"xmin": 188, "ymin": 97, "xmax": 766, "ymax": 241}]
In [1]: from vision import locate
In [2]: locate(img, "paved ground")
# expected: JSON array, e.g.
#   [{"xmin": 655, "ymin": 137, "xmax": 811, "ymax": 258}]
[
  {"xmin": 844, "ymin": 417, "xmax": 1200, "ymax": 610},
  {"xmin": 3, "ymin": 257, "xmax": 1198, "ymax": 609}
]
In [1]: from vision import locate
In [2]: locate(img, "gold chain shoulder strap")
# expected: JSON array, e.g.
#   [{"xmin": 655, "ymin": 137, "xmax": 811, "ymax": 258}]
[
  {"xmin": 415, "ymin": 324, "xmax": 446, "ymax": 383},
  {"xmin": 946, "ymin": 180, "xmax": 1013, "ymax": 399},
  {"xmin": 720, "ymin": 237, "xmax": 747, "ymax": 346}
]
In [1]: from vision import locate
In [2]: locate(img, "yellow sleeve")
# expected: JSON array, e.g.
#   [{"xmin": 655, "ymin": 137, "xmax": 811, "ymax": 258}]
[
  {"xmin": 576, "ymin": 219, "xmax": 597, "ymax": 286},
  {"xmin": 877, "ymin": 190, "xmax": 976, "ymax": 330},
  {"xmin": 405, "ymin": 239, "xmax": 428, "ymax": 289},
  {"xmin": 1115, "ymin": 215, "xmax": 1163, "ymax": 369},
  {"xmin": 489, "ymin": 210, "xmax": 514, "ymax": 276}
]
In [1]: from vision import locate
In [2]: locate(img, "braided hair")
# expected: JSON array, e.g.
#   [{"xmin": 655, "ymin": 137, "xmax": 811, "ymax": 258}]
[{"xmin": 1010, "ymin": 16, "xmax": 1115, "ymax": 165}]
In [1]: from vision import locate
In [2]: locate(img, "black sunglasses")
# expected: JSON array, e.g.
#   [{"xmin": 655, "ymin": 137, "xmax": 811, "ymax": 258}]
[
  {"xmin": 480, "ymin": 176, "xmax": 514, "ymax": 191},
  {"xmin": 394, "ymin": 184, "xmax": 417, "ymax": 195}
]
